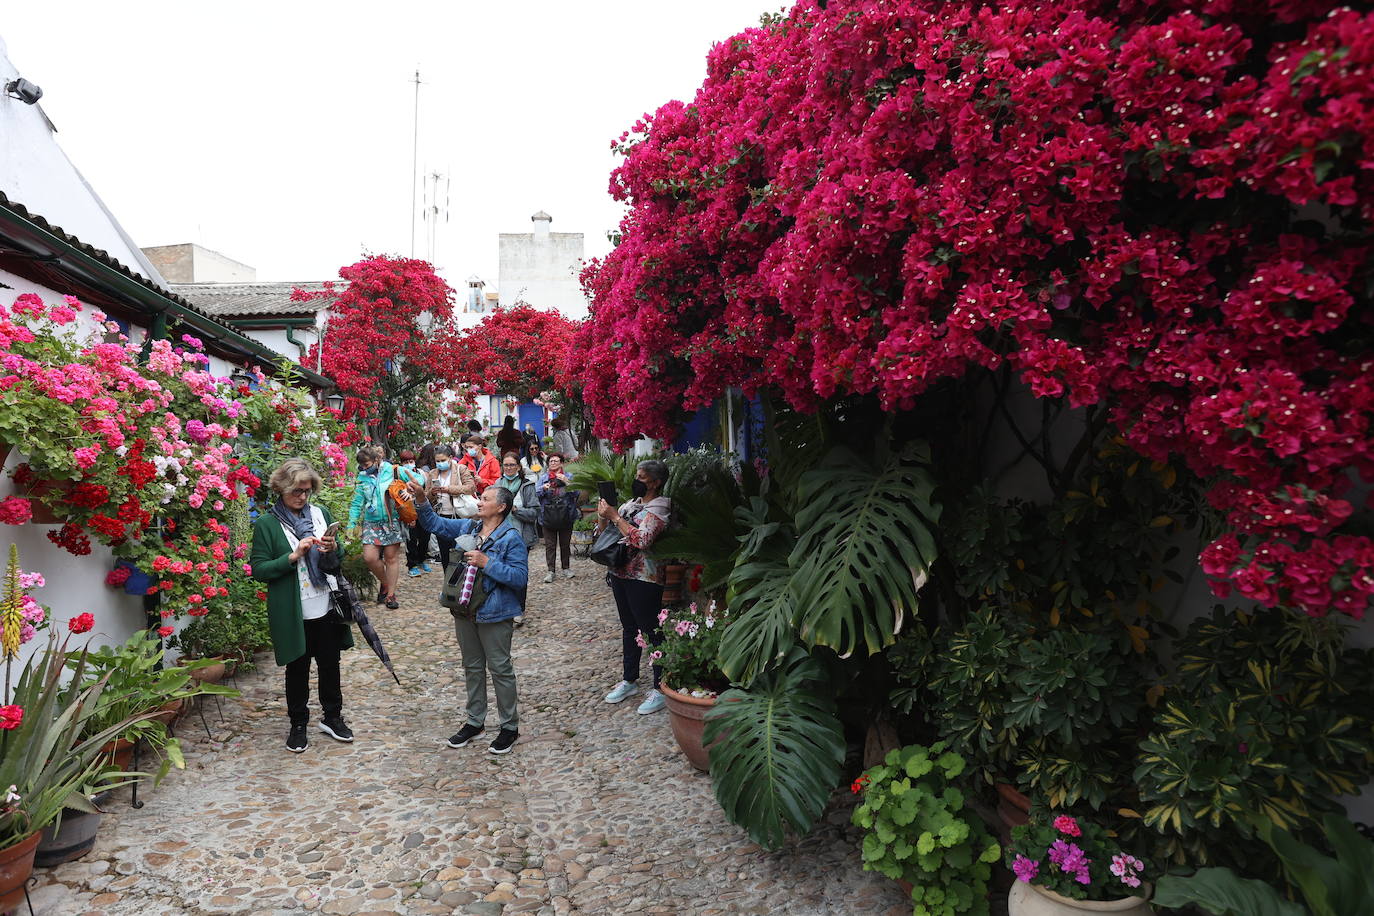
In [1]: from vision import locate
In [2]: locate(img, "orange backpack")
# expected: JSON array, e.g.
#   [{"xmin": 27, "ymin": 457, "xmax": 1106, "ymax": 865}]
[{"xmin": 386, "ymin": 479, "xmax": 417, "ymax": 526}]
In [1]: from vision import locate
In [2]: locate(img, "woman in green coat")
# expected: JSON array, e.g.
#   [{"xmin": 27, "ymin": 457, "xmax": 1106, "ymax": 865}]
[{"xmin": 250, "ymin": 457, "xmax": 355, "ymax": 753}]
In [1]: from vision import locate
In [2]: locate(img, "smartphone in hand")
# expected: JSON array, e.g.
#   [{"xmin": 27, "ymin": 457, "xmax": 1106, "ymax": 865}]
[
  {"xmin": 597, "ymin": 481, "xmax": 618, "ymax": 505},
  {"xmin": 322, "ymin": 522, "xmax": 342, "ymax": 539}
]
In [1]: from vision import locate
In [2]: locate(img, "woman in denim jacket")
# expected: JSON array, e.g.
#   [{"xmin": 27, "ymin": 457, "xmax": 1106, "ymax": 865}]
[{"xmin": 408, "ymin": 481, "xmax": 528, "ymax": 755}]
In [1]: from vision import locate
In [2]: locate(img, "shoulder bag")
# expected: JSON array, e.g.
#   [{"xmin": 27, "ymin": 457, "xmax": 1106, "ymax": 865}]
[
  {"xmin": 589, "ymin": 519, "xmax": 632, "ymax": 568},
  {"xmin": 438, "ymin": 533, "xmax": 492, "ymax": 619}
]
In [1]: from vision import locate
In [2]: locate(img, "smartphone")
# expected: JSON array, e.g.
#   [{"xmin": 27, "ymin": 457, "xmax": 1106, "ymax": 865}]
[
  {"xmin": 322, "ymin": 522, "xmax": 341, "ymax": 539},
  {"xmin": 597, "ymin": 481, "xmax": 619, "ymax": 505}
]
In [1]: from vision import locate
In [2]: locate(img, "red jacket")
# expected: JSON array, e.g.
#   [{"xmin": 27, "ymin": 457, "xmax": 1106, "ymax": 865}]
[{"xmin": 460, "ymin": 449, "xmax": 500, "ymax": 492}]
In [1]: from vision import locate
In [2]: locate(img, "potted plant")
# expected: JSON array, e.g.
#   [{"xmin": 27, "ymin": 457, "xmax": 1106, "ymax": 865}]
[
  {"xmin": 1005, "ymin": 811, "xmax": 1151, "ymax": 915},
  {"xmin": 67, "ymin": 629, "xmax": 231, "ymax": 779},
  {"xmin": 650, "ymin": 600, "xmax": 731, "ymax": 771},
  {"xmin": 169, "ymin": 607, "xmax": 248, "ymax": 683},
  {"xmin": 851, "ymin": 742, "xmax": 1002, "ymax": 915},
  {"xmin": 571, "ymin": 514, "xmax": 599, "ymax": 548}
]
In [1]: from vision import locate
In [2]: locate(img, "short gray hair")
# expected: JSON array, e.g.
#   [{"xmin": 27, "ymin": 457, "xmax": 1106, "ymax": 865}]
[
  {"xmin": 487, "ymin": 485, "xmax": 514, "ymax": 516},
  {"xmin": 637, "ymin": 459, "xmax": 669, "ymax": 486},
  {"xmin": 268, "ymin": 458, "xmax": 322, "ymax": 496}
]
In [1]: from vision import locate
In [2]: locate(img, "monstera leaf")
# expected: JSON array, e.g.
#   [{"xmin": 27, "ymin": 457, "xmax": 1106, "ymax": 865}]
[
  {"xmin": 704, "ymin": 648, "xmax": 845, "ymax": 850},
  {"xmin": 787, "ymin": 447, "xmax": 939, "ymax": 659},
  {"xmin": 718, "ymin": 496, "xmax": 798, "ymax": 685}
]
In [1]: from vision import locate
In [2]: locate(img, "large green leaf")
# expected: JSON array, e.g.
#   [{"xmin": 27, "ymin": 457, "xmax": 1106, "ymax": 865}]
[
  {"xmin": 718, "ymin": 496, "xmax": 798, "ymax": 685},
  {"xmin": 1153, "ymin": 869, "xmax": 1304, "ymax": 916},
  {"xmin": 703, "ymin": 648, "xmax": 845, "ymax": 850},
  {"xmin": 787, "ymin": 450, "xmax": 939, "ymax": 659}
]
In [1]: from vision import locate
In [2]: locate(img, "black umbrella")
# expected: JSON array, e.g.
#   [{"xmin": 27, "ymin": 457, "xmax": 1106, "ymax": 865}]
[{"xmin": 333, "ymin": 574, "xmax": 401, "ymax": 685}]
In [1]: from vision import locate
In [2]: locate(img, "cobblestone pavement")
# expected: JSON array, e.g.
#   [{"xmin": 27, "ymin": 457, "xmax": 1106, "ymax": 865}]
[{"xmin": 27, "ymin": 551, "xmax": 910, "ymax": 916}]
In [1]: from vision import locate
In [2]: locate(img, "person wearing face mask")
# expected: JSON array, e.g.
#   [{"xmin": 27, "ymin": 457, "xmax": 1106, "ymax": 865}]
[
  {"xmin": 499, "ymin": 451, "xmax": 539, "ymax": 626},
  {"xmin": 347, "ymin": 445, "xmax": 419, "ymax": 609},
  {"xmin": 399, "ymin": 448, "xmax": 431, "ymax": 579},
  {"xmin": 597, "ymin": 459, "xmax": 673, "ymax": 715},
  {"xmin": 425, "ymin": 443, "xmax": 478, "ymax": 570},
  {"xmin": 459, "ymin": 434, "xmax": 501, "ymax": 493}
]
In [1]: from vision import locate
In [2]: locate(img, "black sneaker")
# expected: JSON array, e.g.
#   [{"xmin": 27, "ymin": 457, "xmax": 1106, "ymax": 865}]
[
  {"xmin": 376, "ymin": 586, "xmax": 386, "ymax": 604},
  {"xmin": 286, "ymin": 724, "xmax": 308, "ymax": 753},
  {"xmin": 319, "ymin": 717, "xmax": 354, "ymax": 742},
  {"xmin": 446, "ymin": 724, "xmax": 484, "ymax": 748},
  {"xmin": 488, "ymin": 728, "xmax": 519, "ymax": 755}
]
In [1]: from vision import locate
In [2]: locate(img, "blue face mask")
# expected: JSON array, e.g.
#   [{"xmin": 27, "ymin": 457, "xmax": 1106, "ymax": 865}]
[
  {"xmin": 467, "ymin": 448, "xmax": 479, "ymax": 458},
  {"xmin": 503, "ymin": 472, "xmax": 519, "ymax": 480},
  {"xmin": 435, "ymin": 460, "xmax": 451, "ymax": 471},
  {"xmin": 363, "ymin": 466, "xmax": 379, "ymax": 476}
]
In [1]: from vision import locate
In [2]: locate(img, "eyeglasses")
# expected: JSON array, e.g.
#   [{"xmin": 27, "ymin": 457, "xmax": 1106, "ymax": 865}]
[{"xmin": 287, "ymin": 487, "xmax": 314, "ymax": 498}]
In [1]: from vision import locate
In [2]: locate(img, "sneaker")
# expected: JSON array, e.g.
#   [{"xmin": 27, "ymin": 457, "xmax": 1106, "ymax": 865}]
[
  {"xmin": 376, "ymin": 586, "xmax": 386, "ymax": 604},
  {"xmin": 488, "ymin": 728, "xmax": 519, "ymax": 755},
  {"xmin": 385, "ymin": 595, "xmax": 399, "ymax": 609},
  {"xmin": 408, "ymin": 567, "xmax": 423, "ymax": 578},
  {"xmin": 561, "ymin": 568, "xmax": 576, "ymax": 579},
  {"xmin": 318, "ymin": 717, "xmax": 354, "ymax": 742},
  {"xmin": 513, "ymin": 615, "xmax": 525, "ymax": 627},
  {"xmin": 420, "ymin": 562, "xmax": 433, "ymax": 573},
  {"xmin": 542, "ymin": 572, "xmax": 555, "ymax": 584},
  {"xmin": 604, "ymin": 680, "xmax": 639, "ymax": 704},
  {"xmin": 446, "ymin": 724, "xmax": 484, "ymax": 748},
  {"xmin": 637, "ymin": 689, "xmax": 666, "ymax": 715},
  {"xmin": 286, "ymin": 724, "xmax": 308, "ymax": 753}
]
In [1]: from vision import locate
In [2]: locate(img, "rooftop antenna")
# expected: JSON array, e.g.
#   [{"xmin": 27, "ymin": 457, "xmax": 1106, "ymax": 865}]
[{"xmin": 410, "ymin": 68, "xmax": 422, "ymax": 257}]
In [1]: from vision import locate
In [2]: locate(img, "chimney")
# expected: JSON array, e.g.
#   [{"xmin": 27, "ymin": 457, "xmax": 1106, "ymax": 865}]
[{"xmin": 531, "ymin": 210, "xmax": 552, "ymax": 240}]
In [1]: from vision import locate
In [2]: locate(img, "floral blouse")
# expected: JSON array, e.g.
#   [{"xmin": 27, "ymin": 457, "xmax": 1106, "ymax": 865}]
[{"xmin": 611, "ymin": 496, "xmax": 672, "ymax": 585}]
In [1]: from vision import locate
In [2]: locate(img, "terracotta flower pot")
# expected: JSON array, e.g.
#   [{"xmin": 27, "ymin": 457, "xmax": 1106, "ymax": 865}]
[
  {"xmin": 187, "ymin": 659, "xmax": 227, "ymax": 684},
  {"xmin": 151, "ymin": 698, "xmax": 184, "ymax": 727},
  {"xmin": 660, "ymin": 682, "xmax": 717, "ymax": 772},
  {"xmin": 1008, "ymin": 881, "xmax": 1152, "ymax": 916},
  {"xmin": 22, "ymin": 476, "xmax": 71, "ymax": 525},
  {"xmin": 98, "ymin": 737, "xmax": 136, "ymax": 772},
  {"xmin": 661, "ymin": 563, "xmax": 688, "ymax": 605},
  {"xmin": 996, "ymin": 782, "xmax": 1032, "ymax": 834},
  {"xmin": 0, "ymin": 831, "xmax": 41, "ymax": 913}
]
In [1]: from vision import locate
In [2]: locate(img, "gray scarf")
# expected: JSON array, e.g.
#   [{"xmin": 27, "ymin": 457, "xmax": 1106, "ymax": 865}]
[{"xmin": 271, "ymin": 500, "xmax": 328, "ymax": 589}]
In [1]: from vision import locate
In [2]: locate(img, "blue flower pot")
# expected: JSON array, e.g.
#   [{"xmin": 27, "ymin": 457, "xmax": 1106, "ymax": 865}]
[{"xmin": 116, "ymin": 561, "xmax": 152, "ymax": 596}]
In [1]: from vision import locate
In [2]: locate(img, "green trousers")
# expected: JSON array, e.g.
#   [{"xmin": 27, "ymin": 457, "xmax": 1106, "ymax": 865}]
[{"xmin": 453, "ymin": 617, "xmax": 518, "ymax": 730}]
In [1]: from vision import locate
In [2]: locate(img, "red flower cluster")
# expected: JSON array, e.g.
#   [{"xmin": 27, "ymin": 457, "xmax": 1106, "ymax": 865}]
[
  {"xmin": 577, "ymin": 0, "xmax": 1374, "ymax": 620},
  {"xmin": 437, "ymin": 303, "xmax": 578, "ymax": 398},
  {"xmin": 0, "ymin": 705, "xmax": 22, "ymax": 730},
  {"xmin": 46, "ymin": 522, "xmax": 91, "ymax": 556},
  {"xmin": 67, "ymin": 612, "xmax": 94, "ymax": 634}
]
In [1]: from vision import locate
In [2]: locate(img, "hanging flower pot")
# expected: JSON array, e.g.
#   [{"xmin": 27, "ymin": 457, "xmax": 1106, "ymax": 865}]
[
  {"xmin": 22, "ymin": 476, "xmax": 70, "ymax": 525},
  {"xmin": 0, "ymin": 831, "xmax": 42, "ymax": 913}
]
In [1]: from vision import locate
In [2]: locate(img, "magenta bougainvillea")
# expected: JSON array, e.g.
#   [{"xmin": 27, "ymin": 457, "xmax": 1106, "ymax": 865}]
[{"xmin": 576, "ymin": 0, "xmax": 1374, "ymax": 620}]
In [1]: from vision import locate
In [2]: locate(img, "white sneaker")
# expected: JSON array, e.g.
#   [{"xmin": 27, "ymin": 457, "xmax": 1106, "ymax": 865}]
[
  {"xmin": 513, "ymin": 615, "xmax": 525, "ymax": 627},
  {"xmin": 542, "ymin": 572, "xmax": 554, "ymax": 584},
  {"xmin": 561, "ymin": 568, "xmax": 575, "ymax": 579},
  {"xmin": 604, "ymin": 680, "xmax": 639, "ymax": 704},
  {"xmin": 636, "ymin": 689, "xmax": 666, "ymax": 715}
]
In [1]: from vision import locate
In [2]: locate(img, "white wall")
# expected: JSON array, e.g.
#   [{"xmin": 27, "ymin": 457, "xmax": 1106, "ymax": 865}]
[
  {"xmin": 497, "ymin": 231, "xmax": 588, "ymax": 318},
  {"xmin": 0, "ymin": 37, "xmax": 161, "ymax": 282}
]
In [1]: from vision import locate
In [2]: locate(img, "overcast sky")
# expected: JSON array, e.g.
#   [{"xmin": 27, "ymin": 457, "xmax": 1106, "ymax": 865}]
[{"xmin": 2, "ymin": 0, "xmax": 782, "ymax": 286}]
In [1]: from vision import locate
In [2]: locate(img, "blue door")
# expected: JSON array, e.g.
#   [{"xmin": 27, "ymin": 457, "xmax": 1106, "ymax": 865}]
[{"xmin": 517, "ymin": 403, "xmax": 545, "ymax": 443}]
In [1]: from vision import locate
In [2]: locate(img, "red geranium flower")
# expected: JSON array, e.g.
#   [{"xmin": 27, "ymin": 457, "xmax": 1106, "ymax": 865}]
[
  {"xmin": 67, "ymin": 612, "xmax": 95, "ymax": 634},
  {"xmin": 0, "ymin": 705, "xmax": 22, "ymax": 730}
]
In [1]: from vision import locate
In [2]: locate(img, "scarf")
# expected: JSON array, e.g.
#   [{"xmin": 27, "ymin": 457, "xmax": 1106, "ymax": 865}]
[
  {"xmin": 271, "ymin": 500, "xmax": 328, "ymax": 589},
  {"xmin": 498, "ymin": 474, "xmax": 524, "ymax": 496}
]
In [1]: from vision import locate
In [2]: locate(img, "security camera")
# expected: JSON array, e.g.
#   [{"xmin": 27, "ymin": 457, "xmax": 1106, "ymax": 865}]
[{"xmin": 5, "ymin": 78, "xmax": 43, "ymax": 105}]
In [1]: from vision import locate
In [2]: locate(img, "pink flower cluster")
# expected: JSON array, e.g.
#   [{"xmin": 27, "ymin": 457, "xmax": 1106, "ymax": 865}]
[{"xmin": 576, "ymin": 0, "xmax": 1374, "ymax": 621}]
